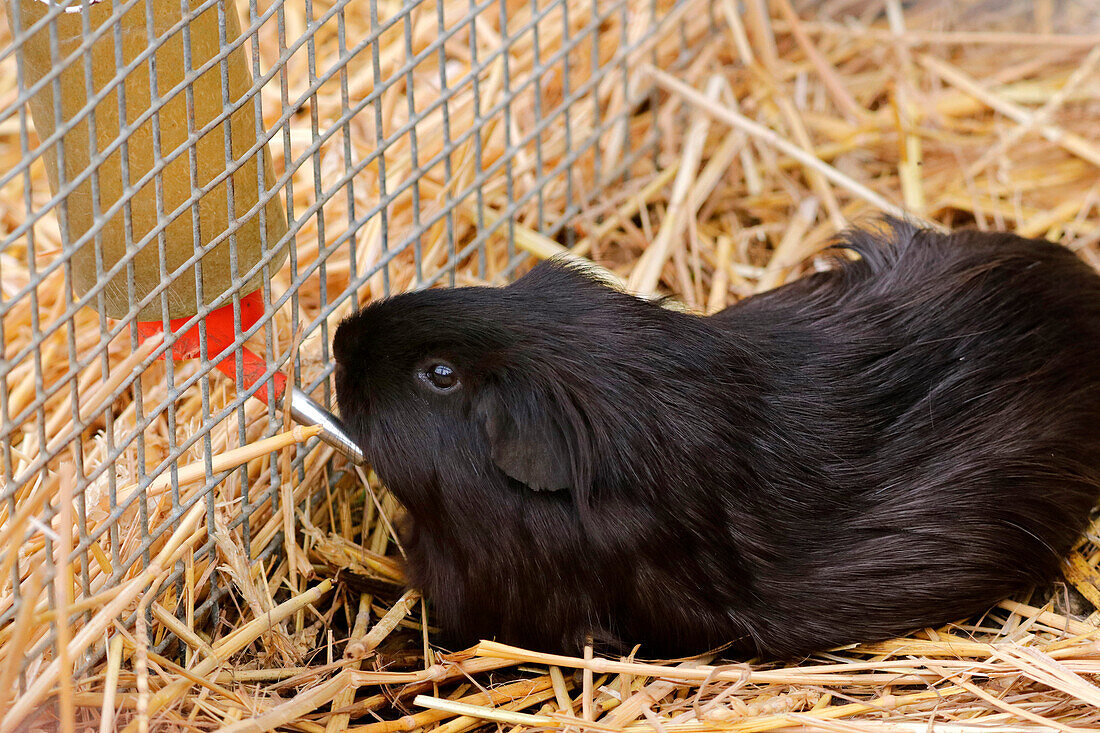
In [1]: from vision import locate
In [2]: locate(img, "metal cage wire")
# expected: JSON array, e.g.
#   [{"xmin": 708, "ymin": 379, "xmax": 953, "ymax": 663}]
[{"xmin": 0, "ymin": 0, "xmax": 703, "ymax": 684}]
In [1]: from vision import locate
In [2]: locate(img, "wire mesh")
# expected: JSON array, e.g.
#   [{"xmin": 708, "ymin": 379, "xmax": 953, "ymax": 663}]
[
  {"xmin": 0, "ymin": 0, "xmax": 702, "ymax": 691},
  {"xmin": 5, "ymin": 0, "xmax": 1100, "ymax": 728}
]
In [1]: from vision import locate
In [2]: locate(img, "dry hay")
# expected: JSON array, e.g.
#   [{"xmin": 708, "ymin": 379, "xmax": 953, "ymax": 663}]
[{"xmin": 3, "ymin": 0, "xmax": 1100, "ymax": 730}]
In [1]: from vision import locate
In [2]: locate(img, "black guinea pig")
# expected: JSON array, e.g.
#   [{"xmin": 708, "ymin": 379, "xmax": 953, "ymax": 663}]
[{"xmin": 332, "ymin": 219, "xmax": 1100, "ymax": 659}]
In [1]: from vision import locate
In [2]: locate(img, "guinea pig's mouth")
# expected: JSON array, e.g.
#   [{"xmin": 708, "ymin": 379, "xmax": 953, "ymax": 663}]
[
  {"xmin": 331, "ymin": 361, "xmax": 368, "ymax": 436},
  {"xmin": 284, "ymin": 380, "xmax": 367, "ymax": 464},
  {"xmin": 332, "ymin": 360, "xmax": 351, "ymax": 412}
]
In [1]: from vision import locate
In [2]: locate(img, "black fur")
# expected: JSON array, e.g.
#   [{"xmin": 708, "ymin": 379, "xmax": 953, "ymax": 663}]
[{"xmin": 332, "ymin": 220, "xmax": 1100, "ymax": 659}]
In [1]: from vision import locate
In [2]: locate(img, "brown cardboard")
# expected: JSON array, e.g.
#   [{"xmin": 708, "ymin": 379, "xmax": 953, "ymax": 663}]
[{"xmin": 9, "ymin": 0, "xmax": 288, "ymax": 321}]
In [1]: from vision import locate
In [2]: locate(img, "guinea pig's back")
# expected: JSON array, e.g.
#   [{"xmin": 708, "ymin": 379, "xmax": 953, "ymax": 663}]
[{"xmin": 710, "ymin": 222, "xmax": 1100, "ymax": 657}]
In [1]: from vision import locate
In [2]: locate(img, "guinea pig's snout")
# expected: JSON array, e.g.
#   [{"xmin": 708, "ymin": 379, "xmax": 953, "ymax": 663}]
[
  {"xmin": 332, "ymin": 359, "xmax": 358, "ymax": 409},
  {"xmin": 332, "ymin": 321, "xmax": 352, "ymax": 365},
  {"xmin": 333, "ymin": 359, "xmax": 347, "ymax": 389},
  {"xmin": 330, "ymin": 329, "xmax": 355, "ymax": 410}
]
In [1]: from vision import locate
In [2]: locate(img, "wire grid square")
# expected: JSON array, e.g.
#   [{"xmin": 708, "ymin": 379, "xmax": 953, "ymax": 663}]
[{"xmin": 0, "ymin": 0, "xmax": 703, "ymax": 684}]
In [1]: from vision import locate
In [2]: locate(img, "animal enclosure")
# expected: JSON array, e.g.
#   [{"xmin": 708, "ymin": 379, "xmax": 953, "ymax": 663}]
[{"xmin": 2, "ymin": 0, "xmax": 1100, "ymax": 730}]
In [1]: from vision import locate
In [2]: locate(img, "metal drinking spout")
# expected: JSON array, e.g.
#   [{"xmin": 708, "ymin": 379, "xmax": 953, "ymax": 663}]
[{"xmin": 287, "ymin": 386, "xmax": 366, "ymax": 465}]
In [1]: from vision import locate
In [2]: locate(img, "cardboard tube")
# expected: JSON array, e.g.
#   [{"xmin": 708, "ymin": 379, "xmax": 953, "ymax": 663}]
[{"xmin": 9, "ymin": 0, "xmax": 288, "ymax": 320}]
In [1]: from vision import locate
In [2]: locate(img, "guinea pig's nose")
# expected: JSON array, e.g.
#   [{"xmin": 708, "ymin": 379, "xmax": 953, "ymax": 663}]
[
  {"xmin": 332, "ymin": 359, "xmax": 354, "ymax": 398},
  {"xmin": 332, "ymin": 322, "xmax": 351, "ymax": 364}
]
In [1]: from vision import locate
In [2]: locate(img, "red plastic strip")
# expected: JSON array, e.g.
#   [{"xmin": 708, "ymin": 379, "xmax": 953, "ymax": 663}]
[{"xmin": 136, "ymin": 289, "xmax": 286, "ymax": 404}]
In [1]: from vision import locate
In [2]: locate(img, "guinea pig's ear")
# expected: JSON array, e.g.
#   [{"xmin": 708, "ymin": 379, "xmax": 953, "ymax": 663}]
[{"xmin": 474, "ymin": 387, "xmax": 574, "ymax": 492}]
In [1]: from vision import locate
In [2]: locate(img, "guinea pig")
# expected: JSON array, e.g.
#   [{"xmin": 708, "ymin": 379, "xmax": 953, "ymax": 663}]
[{"xmin": 332, "ymin": 219, "xmax": 1100, "ymax": 659}]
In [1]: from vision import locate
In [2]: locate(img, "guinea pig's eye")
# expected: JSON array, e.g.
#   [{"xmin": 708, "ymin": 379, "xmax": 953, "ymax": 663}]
[{"xmin": 418, "ymin": 361, "xmax": 460, "ymax": 393}]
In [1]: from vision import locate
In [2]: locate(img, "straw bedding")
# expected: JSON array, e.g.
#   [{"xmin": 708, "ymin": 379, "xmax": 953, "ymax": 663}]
[{"xmin": 3, "ymin": 0, "xmax": 1100, "ymax": 730}]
